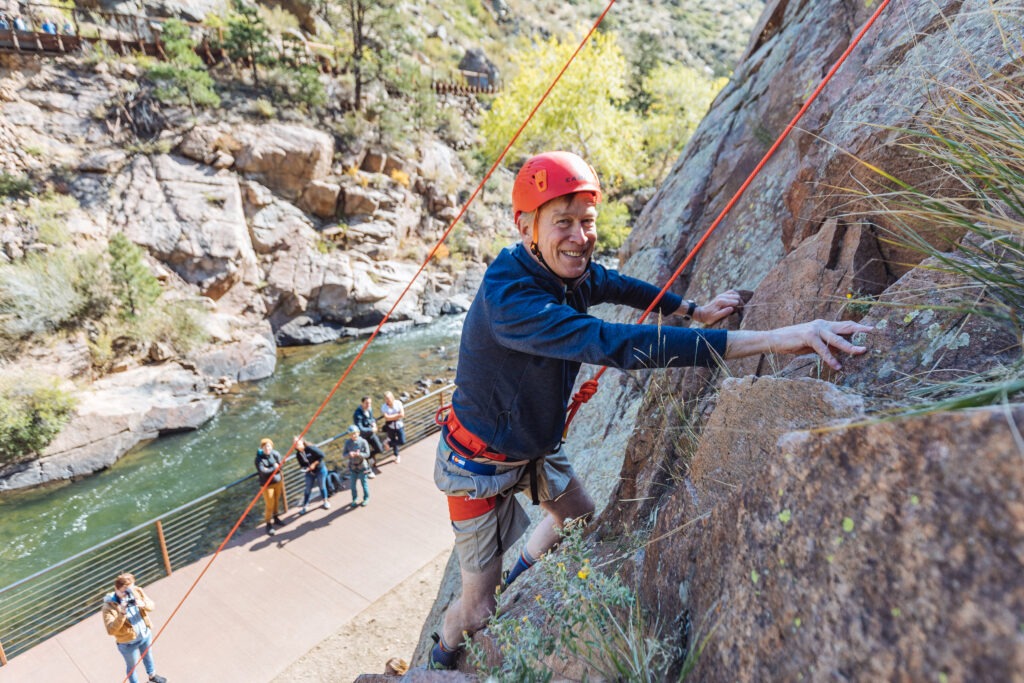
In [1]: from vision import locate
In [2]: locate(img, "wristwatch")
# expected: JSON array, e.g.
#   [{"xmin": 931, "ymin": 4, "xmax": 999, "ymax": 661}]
[{"xmin": 681, "ymin": 300, "xmax": 697, "ymax": 321}]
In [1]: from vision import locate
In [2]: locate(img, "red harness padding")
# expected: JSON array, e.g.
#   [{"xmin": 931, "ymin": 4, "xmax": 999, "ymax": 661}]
[
  {"xmin": 435, "ymin": 404, "xmax": 510, "ymax": 461},
  {"xmin": 447, "ymin": 495, "xmax": 496, "ymax": 521}
]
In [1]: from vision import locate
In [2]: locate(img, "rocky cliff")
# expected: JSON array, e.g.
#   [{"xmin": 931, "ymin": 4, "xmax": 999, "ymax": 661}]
[
  {"xmin": 0, "ymin": 49, "xmax": 486, "ymax": 489},
  {"xmin": 411, "ymin": 1, "xmax": 1023, "ymax": 680}
]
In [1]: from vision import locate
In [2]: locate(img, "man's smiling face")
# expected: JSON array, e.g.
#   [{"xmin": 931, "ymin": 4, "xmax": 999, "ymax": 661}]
[{"xmin": 520, "ymin": 192, "xmax": 598, "ymax": 280}]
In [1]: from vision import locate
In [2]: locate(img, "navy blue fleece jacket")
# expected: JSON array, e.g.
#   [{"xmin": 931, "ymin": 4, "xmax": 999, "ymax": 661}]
[{"xmin": 451, "ymin": 243, "xmax": 727, "ymax": 460}]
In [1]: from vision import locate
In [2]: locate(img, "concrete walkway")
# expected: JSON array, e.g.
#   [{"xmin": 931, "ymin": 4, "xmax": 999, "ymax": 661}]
[{"xmin": 2, "ymin": 436, "xmax": 452, "ymax": 682}]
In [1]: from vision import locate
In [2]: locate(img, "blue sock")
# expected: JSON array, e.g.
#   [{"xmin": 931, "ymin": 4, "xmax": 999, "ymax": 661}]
[
  {"xmin": 502, "ymin": 549, "xmax": 537, "ymax": 588},
  {"xmin": 428, "ymin": 634, "xmax": 460, "ymax": 670}
]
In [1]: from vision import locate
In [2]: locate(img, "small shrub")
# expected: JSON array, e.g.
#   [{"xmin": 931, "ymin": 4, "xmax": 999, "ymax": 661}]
[
  {"xmin": 254, "ymin": 97, "xmax": 276, "ymax": 119},
  {"xmin": 0, "ymin": 172, "xmax": 33, "ymax": 199},
  {"xmin": 0, "ymin": 371, "xmax": 77, "ymax": 463},
  {"xmin": 108, "ymin": 233, "xmax": 162, "ymax": 319},
  {"xmin": 0, "ymin": 251, "xmax": 103, "ymax": 338},
  {"xmin": 125, "ymin": 139, "xmax": 173, "ymax": 155},
  {"xmin": 20, "ymin": 192, "xmax": 79, "ymax": 246},
  {"xmin": 390, "ymin": 168, "xmax": 410, "ymax": 187},
  {"xmin": 468, "ymin": 522, "xmax": 678, "ymax": 681},
  {"xmin": 136, "ymin": 299, "xmax": 209, "ymax": 354}
]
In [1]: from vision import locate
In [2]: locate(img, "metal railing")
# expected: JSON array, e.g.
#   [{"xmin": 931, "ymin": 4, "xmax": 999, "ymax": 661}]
[{"xmin": 0, "ymin": 384, "xmax": 452, "ymax": 665}]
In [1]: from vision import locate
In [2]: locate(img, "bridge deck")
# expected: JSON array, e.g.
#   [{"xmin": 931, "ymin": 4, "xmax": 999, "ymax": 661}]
[{"xmin": 2, "ymin": 436, "xmax": 452, "ymax": 681}]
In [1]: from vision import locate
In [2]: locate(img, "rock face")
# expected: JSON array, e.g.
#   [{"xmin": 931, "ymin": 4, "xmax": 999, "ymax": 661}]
[
  {"xmin": 664, "ymin": 406, "xmax": 1024, "ymax": 683},
  {"xmin": 0, "ymin": 363, "xmax": 221, "ymax": 491},
  {"xmin": 421, "ymin": 0, "xmax": 1024, "ymax": 677},
  {"xmin": 111, "ymin": 154, "xmax": 258, "ymax": 298},
  {"xmin": 233, "ymin": 123, "xmax": 334, "ymax": 200}
]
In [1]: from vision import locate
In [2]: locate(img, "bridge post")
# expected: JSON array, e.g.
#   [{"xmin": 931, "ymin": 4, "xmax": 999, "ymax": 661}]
[
  {"xmin": 155, "ymin": 520, "xmax": 173, "ymax": 577},
  {"xmin": 0, "ymin": 637, "xmax": 6, "ymax": 665}
]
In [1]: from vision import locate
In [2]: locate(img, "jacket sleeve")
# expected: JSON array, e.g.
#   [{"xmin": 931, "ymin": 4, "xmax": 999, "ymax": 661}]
[
  {"xmin": 255, "ymin": 452, "xmax": 277, "ymax": 476},
  {"xmin": 489, "ymin": 279, "xmax": 726, "ymax": 370},
  {"xmin": 102, "ymin": 602, "xmax": 126, "ymax": 635},
  {"xmin": 587, "ymin": 263, "xmax": 684, "ymax": 314},
  {"xmin": 136, "ymin": 586, "xmax": 155, "ymax": 613},
  {"xmin": 308, "ymin": 444, "xmax": 326, "ymax": 462}
]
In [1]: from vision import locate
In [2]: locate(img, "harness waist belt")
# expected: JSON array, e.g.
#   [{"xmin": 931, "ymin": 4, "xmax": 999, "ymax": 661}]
[
  {"xmin": 441, "ymin": 408, "xmax": 509, "ymax": 461},
  {"xmin": 447, "ymin": 451, "xmax": 497, "ymax": 476}
]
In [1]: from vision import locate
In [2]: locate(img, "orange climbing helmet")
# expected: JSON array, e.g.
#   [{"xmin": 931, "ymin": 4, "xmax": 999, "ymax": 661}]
[{"xmin": 512, "ymin": 151, "xmax": 602, "ymax": 222}]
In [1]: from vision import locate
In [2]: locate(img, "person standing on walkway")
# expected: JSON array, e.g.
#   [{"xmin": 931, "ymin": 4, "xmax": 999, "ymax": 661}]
[
  {"xmin": 381, "ymin": 391, "xmax": 406, "ymax": 463},
  {"xmin": 294, "ymin": 436, "xmax": 330, "ymax": 513},
  {"xmin": 343, "ymin": 425, "xmax": 371, "ymax": 506},
  {"xmin": 353, "ymin": 396, "xmax": 384, "ymax": 476},
  {"xmin": 255, "ymin": 437, "xmax": 285, "ymax": 536},
  {"xmin": 426, "ymin": 150, "xmax": 872, "ymax": 669},
  {"xmin": 101, "ymin": 572, "xmax": 168, "ymax": 683}
]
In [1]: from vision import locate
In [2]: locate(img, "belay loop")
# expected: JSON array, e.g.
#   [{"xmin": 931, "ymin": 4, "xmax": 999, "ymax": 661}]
[{"xmin": 562, "ymin": 377, "xmax": 602, "ymax": 441}]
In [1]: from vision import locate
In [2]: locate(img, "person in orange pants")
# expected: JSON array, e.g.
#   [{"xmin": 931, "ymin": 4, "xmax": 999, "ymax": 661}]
[{"xmin": 255, "ymin": 437, "xmax": 285, "ymax": 536}]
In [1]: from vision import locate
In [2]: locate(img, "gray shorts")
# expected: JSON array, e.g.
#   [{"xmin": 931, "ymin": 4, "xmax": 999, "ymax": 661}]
[{"xmin": 434, "ymin": 438, "xmax": 575, "ymax": 573}]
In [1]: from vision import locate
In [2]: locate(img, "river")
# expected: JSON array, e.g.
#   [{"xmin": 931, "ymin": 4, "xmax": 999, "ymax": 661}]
[{"xmin": 0, "ymin": 316, "xmax": 463, "ymax": 588}]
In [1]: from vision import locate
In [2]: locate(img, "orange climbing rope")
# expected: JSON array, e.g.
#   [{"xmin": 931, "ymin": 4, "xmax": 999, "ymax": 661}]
[
  {"xmin": 562, "ymin": 0, "xmax": 894, "ymax": 439},
  {"xmin": 122, "ymin": 3, "xmax": 620, "ymax": 681}
]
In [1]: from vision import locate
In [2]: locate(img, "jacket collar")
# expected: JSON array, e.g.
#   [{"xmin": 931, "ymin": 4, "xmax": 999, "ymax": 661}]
[{"xmin": 510, "ymin": 243, "xmax": 591, "ymax": 293}]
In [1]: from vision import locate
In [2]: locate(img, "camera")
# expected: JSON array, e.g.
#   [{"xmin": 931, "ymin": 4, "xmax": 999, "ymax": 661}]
[{"xmin": 123, "ymin": 588, "xmax": 137, "ymax": 607}]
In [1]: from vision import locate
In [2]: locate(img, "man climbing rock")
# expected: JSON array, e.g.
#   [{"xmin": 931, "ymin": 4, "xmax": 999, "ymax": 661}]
[{"xmin": 428, "ymin": 151, "xmax": 871, "ymax": 669}]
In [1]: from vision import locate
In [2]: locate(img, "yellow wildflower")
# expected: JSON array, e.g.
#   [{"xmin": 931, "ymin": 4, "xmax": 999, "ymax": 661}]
[{"xmin": 577, "ymin": 568, "xmax": 590, "ymax": 580}]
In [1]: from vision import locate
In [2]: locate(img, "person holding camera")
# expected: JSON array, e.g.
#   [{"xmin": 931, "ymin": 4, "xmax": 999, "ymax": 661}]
[{"xmin": 101, "ymin": 572, "xmax": 168, "ymax": 683}]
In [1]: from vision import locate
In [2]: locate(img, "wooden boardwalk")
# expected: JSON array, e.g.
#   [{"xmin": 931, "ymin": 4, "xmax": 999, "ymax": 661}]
[{"xmin": 1, "ymin": 436, "xmax": 452, "ymax": 682}]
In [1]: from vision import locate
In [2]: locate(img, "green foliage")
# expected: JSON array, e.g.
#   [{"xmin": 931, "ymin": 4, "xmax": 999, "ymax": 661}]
[
  {"xmin": 19, "ymin": 192, "xmax": 80, "ymax": 246},
  {"xmin": 381, "ymin": 57, "xmax": 440, "ymax": 138},
  {"xmin": 854, "ymin": 71, "xmax": 1024, "ymax": 415},
  {"xmin": 0, "ymin": 250, "xmax": 110, "ymax": 339},
  {"xmin": 108, "ymin": 233, "xmax": 162, "ymax": 319},
  {"xmin": 148, "ymin": 19, "xmax": 220, "ymax": 112},
  {"xmin": 125, "ymin": 139, "xmax": 174, "ymax": 155},
  {"xmin": 269, "ymin": 65, "xmax": 326, "ymax": 109},
  {"xmin": 641, "ymin": 63, "xmax": 727, "ymax": 184},
  {"xmin": 134, "ymin": 298, "xmax": 210, "ymax": 353},
  {"xmin": 480, "ymin": 31, "xmax": 641, "ymax": 190},
  {"xmin": 596, "ymin": 199, "xmax": 632, "ymax": 254},
  {"xmin": 253, "ymin": 97, "xmax": 276, "ymax": 118},
  {"xmin": 0, "ymin": 371, "xmax": 76, "ymax": 462},
  {"xmin": 332, "ymin": 0, "xmax": 404, "ymax": 110},
  {"xmin": 468, "ymin": 522, "xmax": 678, "ymax": 681},
  {"xmin": 0, "ymin": 172, "xmax": 33, "ymax": 199},
  {"xmin": 225, "ymin": 0, "xmax": 274, "ymax": 86},
  {"xmin": 257, "ymin": 4, "xmax": 299, "ymax": 33}
]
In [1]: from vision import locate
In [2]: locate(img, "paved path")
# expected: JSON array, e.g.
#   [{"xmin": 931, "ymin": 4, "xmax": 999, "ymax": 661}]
[{"xmin": 2, "ymin": 436, "xmax": 452, "ymax": 682}]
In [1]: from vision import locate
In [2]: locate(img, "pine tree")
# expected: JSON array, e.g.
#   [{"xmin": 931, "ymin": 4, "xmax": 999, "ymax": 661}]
[
  {"xmin": 337, "ymin": 0, "xmax": 401, "ymax": 111},
  {"xmin": 148, "ymin": 19, "xmax": 220, "ymax": 113},
  {"xmin": 225, "ymin": 0, "xmax": 272, "ymax": 87},
  {"xmin": 108, "ymin": 233, "xmax": 162, "ymax": 319}
]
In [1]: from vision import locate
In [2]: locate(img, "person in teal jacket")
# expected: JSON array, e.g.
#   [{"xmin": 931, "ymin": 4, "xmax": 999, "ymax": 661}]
[{"xmin": 427, "ymin": 151, "xmax": 871, "ymax": 669}]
